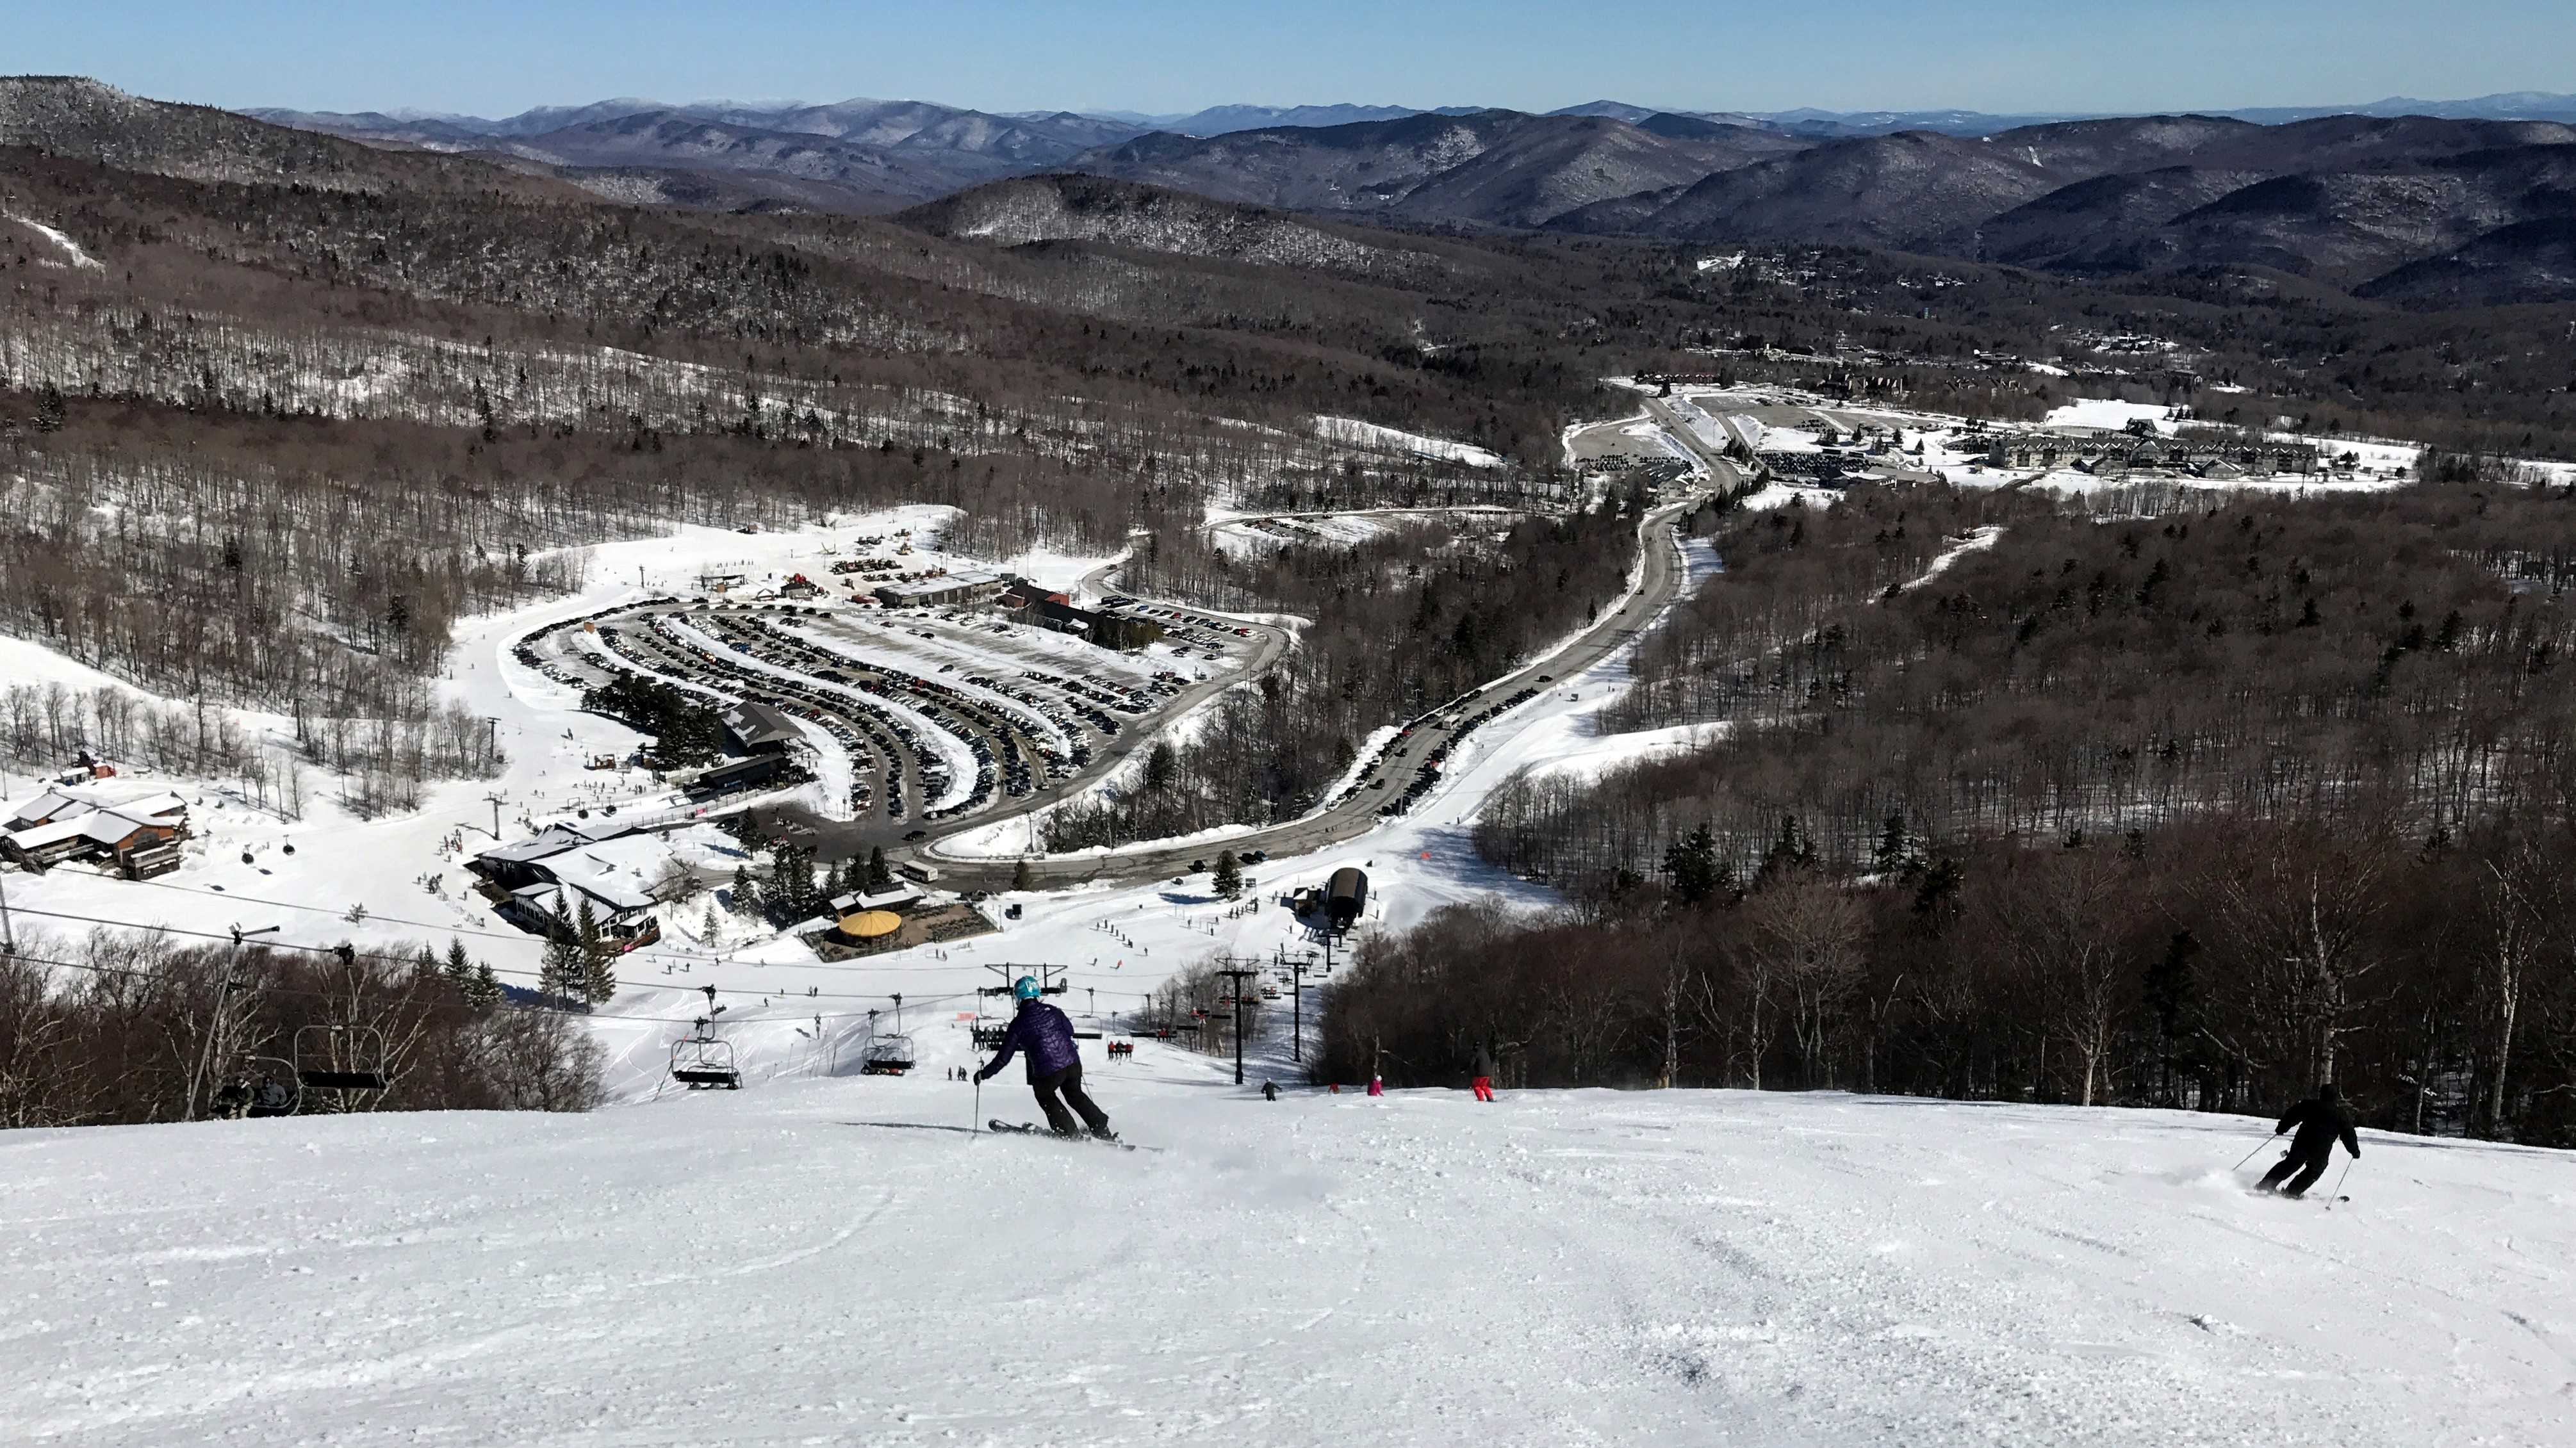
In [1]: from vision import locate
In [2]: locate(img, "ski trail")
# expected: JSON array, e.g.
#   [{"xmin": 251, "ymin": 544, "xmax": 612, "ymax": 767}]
[{"xmin": 7, "ymin": 213, "xmax": 103, "ymax": 270}]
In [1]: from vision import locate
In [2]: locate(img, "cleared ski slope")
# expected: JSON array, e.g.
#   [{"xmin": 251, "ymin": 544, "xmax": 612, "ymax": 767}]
[{"xmin": 6, "ymin": 1057, "xmax": 2568, "ymax": 1447}]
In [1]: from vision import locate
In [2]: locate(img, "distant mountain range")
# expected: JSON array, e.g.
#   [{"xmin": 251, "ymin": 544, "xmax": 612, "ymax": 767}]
[{"xmin": 193, "ymin": 86, "xmax": 2576, "ymax": 304}]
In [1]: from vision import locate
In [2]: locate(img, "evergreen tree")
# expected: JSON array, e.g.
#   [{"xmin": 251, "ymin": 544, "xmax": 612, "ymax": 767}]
[
  {"xmin": 772, "ymin": 842, "xmax": 814, "ymax": 920},
  {"xmin": 2143, "ymin": 929, "xmax": 2203, "ymax": 1103},
  {"xmin": 866, "ymin": 846, "xmax": 892, "ymax": 890},
  {"xmin": 539, "ymin": 899, "xmax": 582, "ymax": 1000},
  {"xmin": 1661, "ymin": 823, "xmax": 1723, "ymax": 905},
  {"xmin": 584, "ymin": 947, "xmax": 619, "ymax": 1006},
  {"xmin": 442, "ymin": 937, "xmax": 474, "ymax": 996},
  {"xmin": 1755, "ymin": 815, "xmax": 1814, "ymax": 886},
  {"xmin": 466, "ymin": 961, "xmax": 503, "ymax": 1011},
  {"xmin": 1212, "ymin": 850, "xmax": 1243, "ymax": 899},
  {"xmin": 731, "ymin": 864, "xmax": 759, "ymax": 916},
  {"xmin": 1871, "ymin": 811, "xmax": 1913, "ymax": 874},
  {"xmin": 1910, "ymin": 857, "xmax": 1965, "ymax": 920},
  {"xmin": 1012, "ymin": 858, "xmax": 1035, "ymax": 892}
]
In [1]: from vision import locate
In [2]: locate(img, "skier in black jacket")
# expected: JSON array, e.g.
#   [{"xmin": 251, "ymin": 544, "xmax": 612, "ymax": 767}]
[
  {"xmin": 2259, "ymin": 1082, "xmax": 2361, "ymax": 1198},
  {"xmin": 977, "ymin": 976, "xmax": 1113, "ymax": 1141}
]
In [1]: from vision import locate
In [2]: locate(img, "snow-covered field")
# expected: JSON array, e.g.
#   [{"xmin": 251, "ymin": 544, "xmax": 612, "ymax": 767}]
[
  {"xmin": 1310, "ymin": 415, "xmax": 1504, "ymax": 468},
  {"xmin": 2044, "ymin": 398, "xmax": 2179, "ymax": 434},
  {"xmin": 8, "ymin": 1071, "xmax": 2568, "ymax": 1447}
]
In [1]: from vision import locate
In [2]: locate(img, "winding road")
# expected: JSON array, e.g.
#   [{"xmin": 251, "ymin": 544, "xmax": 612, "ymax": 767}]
[{"xmin": 905, "ymin": 485, "xmax": 1703, "ymax": 891}]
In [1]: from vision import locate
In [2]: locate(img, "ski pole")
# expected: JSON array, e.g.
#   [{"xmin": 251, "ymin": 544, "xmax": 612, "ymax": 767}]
[
  {"xmin": 972, "ymin": 1070, "xmax": 981, "ymax": 1135},
  {"xmin": 2323, "ymin": 1158, "xmax": 2354, "ymax": 1210},
  {"xmin": 2232, "ymin": 1138, "xmax": 2276, "ymax": 1172}
]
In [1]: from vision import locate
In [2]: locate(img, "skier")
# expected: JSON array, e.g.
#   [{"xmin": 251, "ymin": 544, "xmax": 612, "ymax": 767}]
[
  {"xmin": 1471, "ymin": 1043, "xmax": 1498, "ymax": 1103},
  {"xmin": 2258, "ymin": 1082, "xmax": 2361, "ymax": 1198},
  {"xmin": 1261, "ymin": 1080, "xmax": 1278, "ymax": 1102},
  {"xmin": 976, "ymin": 976, "xmax": 1114, "ymax": 1141},
  {"xmin": 248, "ymin": 1072, "xmax": 295, "ymax": 1118},
  {"xmin": 1367, "ymin": 1074, "xmax": 1383, "ymax": 1098}
]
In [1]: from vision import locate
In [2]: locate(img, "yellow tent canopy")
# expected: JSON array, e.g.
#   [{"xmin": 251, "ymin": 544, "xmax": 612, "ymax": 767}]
[{"xmin": 839, "ymin": 909, "xmax": 902, "ymax": 940}]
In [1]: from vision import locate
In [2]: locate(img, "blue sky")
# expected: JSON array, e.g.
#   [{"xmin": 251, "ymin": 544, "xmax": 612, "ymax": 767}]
[{"xmin": 13, "ymin": 0, "xmax": 2570, "ymax": 118}]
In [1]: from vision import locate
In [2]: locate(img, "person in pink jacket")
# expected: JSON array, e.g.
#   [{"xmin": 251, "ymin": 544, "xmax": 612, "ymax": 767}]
[{"xmin": 1366, "ymin": 1075, "xmax": 1383, "ymax": 1097}]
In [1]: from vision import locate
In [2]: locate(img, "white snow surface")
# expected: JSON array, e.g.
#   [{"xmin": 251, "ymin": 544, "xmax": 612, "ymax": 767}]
[
  {"xmin": 2044, "ymin": 398, "xmax": 2179, "ymax": 435},
  {"xmin": 1310, "ymin": 414, "xmax": 1504, "ymax": 468},
  {"xmin": 7, "ymin": 1079, "xmax": 2569, "ymax": 1447},
  {"xmin": 6, "ymin": 213, "xmax": 103, "ymax": 270},
  {"xmin": 1901, "ymin": 526, "xmax": 2003, "ymax": 589}
]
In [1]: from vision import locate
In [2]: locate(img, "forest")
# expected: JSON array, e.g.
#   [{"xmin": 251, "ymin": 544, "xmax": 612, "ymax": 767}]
[
  {"xmin": 1040, "ymin": 494, "xmax": 1645, "ymax": 847},
  {"xmin": 1325, "ymin": 809, "xmax": 2576, "ymax": 1148},
  {"xmin": 0, "ymin": 929, "xmax": 603, "ymax": 1128},
  {"xmin": 1316, "ymin": 470, "xmax": 2576, "ymax": 1146}
]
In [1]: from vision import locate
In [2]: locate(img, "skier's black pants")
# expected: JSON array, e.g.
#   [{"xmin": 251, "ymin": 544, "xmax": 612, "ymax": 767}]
[
  {"xmin": 1031, "ymin": 1061, "xmax": 1110, "ymax": 1137},
  {"xmin": 2260, "ymin": 1148, "xmax": 2329, "ymax": 1196}
]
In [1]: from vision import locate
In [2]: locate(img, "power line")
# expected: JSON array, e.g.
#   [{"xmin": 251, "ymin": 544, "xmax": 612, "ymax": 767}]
[
  {"xmin": 9, "ymin": 938, "xmax": 998, "ymax": 1027},
  {"xmin": 111, "ymin": 872, "xmax": 1093, "ymax": 977},
  {"xmin": 9, "ymin": 902, "xmax": 1162, "ymax": 1011}
]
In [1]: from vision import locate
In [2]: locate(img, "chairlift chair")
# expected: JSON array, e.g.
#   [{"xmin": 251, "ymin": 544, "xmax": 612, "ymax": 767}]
[
  {"xmin": 294, "ymin": 1024, "xmax": 391, "ymax": 1093},
  {"xmin": 859, "ymin": 1034, "xmax": 916, "ymax": 1076},
  {"xmin": 235, "ymin": 1053, "xmax": 302, "ymax": 1118},
  {"xmin": 670, "ymin": 1022, "xmax": 742, "ymax": 1090}
]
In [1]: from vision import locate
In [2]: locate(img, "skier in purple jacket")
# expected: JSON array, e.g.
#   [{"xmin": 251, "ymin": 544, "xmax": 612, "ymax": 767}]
[{"xmin": 977, "ymin": 977, "xmax": 1115, "ymax": 1140}]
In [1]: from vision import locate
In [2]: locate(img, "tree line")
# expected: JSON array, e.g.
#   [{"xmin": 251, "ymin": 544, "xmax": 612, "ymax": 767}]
[
  {"xmin": 1326, "ymin": 808, "xmax": 2576, "ymax": 1148},
  {"xmin": 0, "ymin": 929, "xmax": 603, "ymax": 1128}
]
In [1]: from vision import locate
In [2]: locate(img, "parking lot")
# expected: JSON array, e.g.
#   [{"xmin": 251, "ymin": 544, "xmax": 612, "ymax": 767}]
[{"xmin": 507, "ymin": 586, "xmax": 1286, "ymax": 852}]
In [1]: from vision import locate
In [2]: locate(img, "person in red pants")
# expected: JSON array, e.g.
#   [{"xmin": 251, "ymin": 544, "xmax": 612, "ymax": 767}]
[{"xmin": 1471, "ymin": 1043, "xmax": 1498, "ymax": 1102}]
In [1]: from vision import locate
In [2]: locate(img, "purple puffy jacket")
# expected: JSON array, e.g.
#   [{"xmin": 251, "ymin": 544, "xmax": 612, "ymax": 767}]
[{"xmin": 980, "ymin": 1000, "xmax": 1079, "ymax": 1082}]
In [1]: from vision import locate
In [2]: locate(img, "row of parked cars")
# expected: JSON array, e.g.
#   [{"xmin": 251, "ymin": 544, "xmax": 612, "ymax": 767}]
[
  {"xmin": 659, "ymin": 612, "xmax": 1013, "ymax": 818},
  {"xmin": 610, "ymin": 613, "xmax": 924, "ymax": 820},
  {"xmin": 1368, "ymin": 685, "xmax": 1547, "ymax": 818}
]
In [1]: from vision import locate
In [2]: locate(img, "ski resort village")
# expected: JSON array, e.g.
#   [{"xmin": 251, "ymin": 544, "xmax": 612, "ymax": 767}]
[{"xmin": 8, "ymin": 47, "xmax": 2576, "ymax": 1448}]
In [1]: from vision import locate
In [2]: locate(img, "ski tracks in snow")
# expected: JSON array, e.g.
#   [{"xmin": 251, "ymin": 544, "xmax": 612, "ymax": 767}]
[{"xmin": 8, "ymin": 1078, "xmax": 2572, "ymax": 1445}]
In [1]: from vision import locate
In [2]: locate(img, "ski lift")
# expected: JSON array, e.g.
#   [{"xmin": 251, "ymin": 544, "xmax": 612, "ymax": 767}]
[
  {"xmin": 859, "ymin": 1034, "xmax": 916, "ymax": 1075},
  {"xmin": 229, "ymin": 1053, "xmax": 301, "ymax": 1118},
  {"xmin": 669, "ymin": 1019, "xmax": 742, "ymax": 1090},
  {"xmin": 294, "ymin": 1024, "xmax": 390, "ymax": 1093}
]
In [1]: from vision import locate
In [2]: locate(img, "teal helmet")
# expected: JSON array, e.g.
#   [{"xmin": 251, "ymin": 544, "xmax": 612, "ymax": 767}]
[{"xmin": 1013, "ymin": 975, "xmax": 1042, "ymax": 1002}]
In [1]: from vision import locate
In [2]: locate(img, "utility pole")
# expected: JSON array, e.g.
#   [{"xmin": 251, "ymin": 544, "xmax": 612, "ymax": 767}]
[
  {"xmin": 1218, "ymin": 966, "xmax": 1258, "ymax": 1086},
  {"xmin": 188, "ymin": 922, "xmax": 273, "ymax": 1119},
  {"xmin": 187, "ymin": 978, "xmax": 242, "ymax": 1121},
  {"xmin": 484, "ymin": 792, "xmax": 507, "ymax": 840},
  {"xmin": 1292, "ymin": 952, "xmax": 1316, "ymax": 1064},
  {"xmin": 0, "ymin": 861, "xmax": 14, "ymax": 956}
]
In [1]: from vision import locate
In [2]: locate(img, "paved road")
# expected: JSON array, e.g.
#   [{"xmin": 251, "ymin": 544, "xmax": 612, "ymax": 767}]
[
  {"xmin": 1641, "ymin": 395, "xmax": 1755, "ymax": 489},
  {"xmin": 906, "ymin": 491, "xmax": 1701, "ymax": 892}
]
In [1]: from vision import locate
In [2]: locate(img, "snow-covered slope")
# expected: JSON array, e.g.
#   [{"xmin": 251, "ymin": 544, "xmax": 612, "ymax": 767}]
[{"xmin": 6, "ymin": 1072, "xmax": 2566, "ymax": 1446}]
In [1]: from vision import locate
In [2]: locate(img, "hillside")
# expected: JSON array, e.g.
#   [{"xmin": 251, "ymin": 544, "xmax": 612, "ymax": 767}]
[
  {"xmin": 246, "ymin": 94, "xmax": 1151, "ymax": 214},
  {"xmin": 0, "ymin": 76, "xmax": 568, "ymax": 199},
  {"xmin": 221, "ymin": 83, "xmax": 2576, "ymax": 301},
  {"xmin": 1062, "ymin": 110, "xmax": 1805, "ymax": 225},
  {"xmin": 895, "ymin": 172, "xmax": 1466, "ymax": 281},
  {"xmin": 4, "ymin": 1071, "xmax": 2563, "ymax": 1446},
  {"xmin": 1552, "ymin": 112, "xmax": 2576, "ymax": 301}
]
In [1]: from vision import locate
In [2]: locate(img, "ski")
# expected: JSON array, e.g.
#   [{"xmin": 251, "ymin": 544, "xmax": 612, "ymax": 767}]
[{"xmin": 987, "ymin": 1119, "xmax": 1147, "ymax": 1151}]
